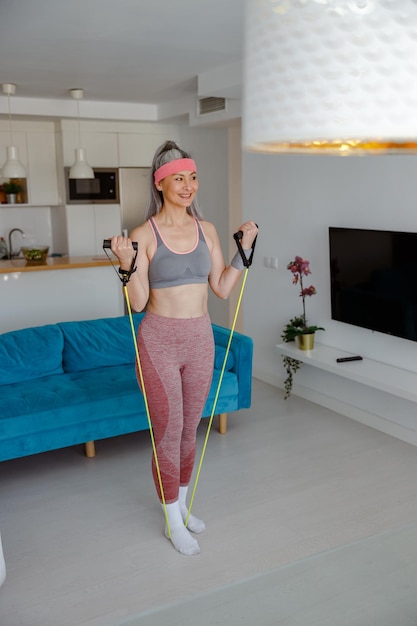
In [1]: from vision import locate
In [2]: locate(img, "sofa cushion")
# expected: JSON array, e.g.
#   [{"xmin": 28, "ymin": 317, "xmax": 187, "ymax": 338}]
[
  {"xmin": 0, "ymin": 324, "xmax": 64, "ymax": 385},
  {"xmin": 59, "ymin": 314, "xmax": 143, "ymax": 373},
  {"xmin": 0, "ymin": 366, "xmax": 238, "ymax": 439},
  {"xmin": 60, "ymin": 314, "xmax": 234, "ymax": 373}
]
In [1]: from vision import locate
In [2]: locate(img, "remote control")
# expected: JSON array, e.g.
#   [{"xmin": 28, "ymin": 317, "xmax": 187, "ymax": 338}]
[{"xmin": 336, "ymin": 356, "xmax": 363, "ymax": 363}]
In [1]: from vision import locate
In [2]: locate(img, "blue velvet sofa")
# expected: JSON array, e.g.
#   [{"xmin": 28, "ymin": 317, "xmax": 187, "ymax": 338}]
[{"xmin": 0, "ymin": 313, "xmax": 253, "ymax": 462}]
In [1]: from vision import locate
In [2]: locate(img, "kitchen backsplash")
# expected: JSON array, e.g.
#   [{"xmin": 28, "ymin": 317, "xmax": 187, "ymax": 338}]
[{"xmin": 0, "ymin": 207, "xmax": 54, "ymax": 256}]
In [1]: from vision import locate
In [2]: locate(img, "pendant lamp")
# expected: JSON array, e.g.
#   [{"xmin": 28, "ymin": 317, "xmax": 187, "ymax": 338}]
[
  {"xmin": 1, "ymin": 83, "xmax": 27, "ymax": 178},
  {"xmin": 243, "ymin": 0, "xmax": 417, "ymax": 155},
  {"xmin": 68, "ymin": 89, "xmax": 94, "ymax": 179}
]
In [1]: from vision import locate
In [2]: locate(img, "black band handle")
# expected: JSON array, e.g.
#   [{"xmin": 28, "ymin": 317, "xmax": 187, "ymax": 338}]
[
  {"xmin": 233, "ymin": 224, "xmax": 258, "ymax": 268},
  {"xmin": 233, "ymin": 223, "xmax": 259, "ymax": 240},
  {"xmin": 102, "ymin": 239, "xmax": 138, "ymax": 286},
  {"xmin": 103, "ymin": 239, "xmax": 138, "ymax": 251}
]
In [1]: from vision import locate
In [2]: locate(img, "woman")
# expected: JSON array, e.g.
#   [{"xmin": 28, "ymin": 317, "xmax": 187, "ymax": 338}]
[{"xmin": 110, "ymin": 140, "xmax": 257, "ymax": 556}]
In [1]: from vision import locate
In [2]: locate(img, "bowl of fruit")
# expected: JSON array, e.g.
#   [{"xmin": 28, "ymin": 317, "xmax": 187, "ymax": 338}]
[{"xmin": 21, "ymin": 245, "xmax": 50, "ymax": 265}]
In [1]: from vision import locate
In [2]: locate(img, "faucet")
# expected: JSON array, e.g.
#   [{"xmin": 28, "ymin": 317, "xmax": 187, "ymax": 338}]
[{"xmin": 8, "ymin": 228, "xmax": 25, "ymax": 259}]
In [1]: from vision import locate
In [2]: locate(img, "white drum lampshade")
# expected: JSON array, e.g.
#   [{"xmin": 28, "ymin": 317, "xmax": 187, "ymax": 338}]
[
  {"xmin": 243, "ymin": 0, "xmax": 417, "ymax": 154},
  {"xmin": 2, "ymin": 146, "xmax": 26, "ymax": 179}
]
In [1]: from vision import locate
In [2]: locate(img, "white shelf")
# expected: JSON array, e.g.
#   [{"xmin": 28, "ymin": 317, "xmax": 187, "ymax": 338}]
[
  {"xmin": 276, "ymin": 342, "xmax": 417, "ymax": 404},
  {"xmin": 0, "ymin": 204, "xmax": 61, "ymax": 208}
]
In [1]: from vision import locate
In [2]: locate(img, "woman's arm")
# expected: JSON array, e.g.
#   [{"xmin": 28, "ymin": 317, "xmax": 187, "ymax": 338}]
[
  {"xmin": 206, "ymin": 220, "xmax": 258, "ymax": 300},
  {"xmin": 110, "ymin": 223, "xmax": 152, "ymax": 312}
]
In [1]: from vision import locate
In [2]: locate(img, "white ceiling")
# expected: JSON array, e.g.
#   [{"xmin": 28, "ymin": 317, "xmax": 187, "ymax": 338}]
[{"xmin": 0, "ymin": 0, "xmax": 245, "ymax": 123}]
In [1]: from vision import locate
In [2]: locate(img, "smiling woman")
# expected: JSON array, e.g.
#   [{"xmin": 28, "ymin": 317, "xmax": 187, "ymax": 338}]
[{"xmin": 108, "ymin": 139, "xmax": 258, "ymax": 557}]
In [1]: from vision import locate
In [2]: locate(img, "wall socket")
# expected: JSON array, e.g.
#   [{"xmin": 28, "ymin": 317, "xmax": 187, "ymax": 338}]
[{"xmin": 263, "ymin": 256, "xmax": 279, "ymax": 269}]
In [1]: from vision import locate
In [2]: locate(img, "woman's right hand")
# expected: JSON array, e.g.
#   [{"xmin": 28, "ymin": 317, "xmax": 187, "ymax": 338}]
[{"xmin": 110, "ymin": 235, "xmax": 136, "ymax": 270}]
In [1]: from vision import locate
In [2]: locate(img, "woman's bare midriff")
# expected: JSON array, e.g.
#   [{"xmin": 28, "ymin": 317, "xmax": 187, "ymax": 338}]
[{"xmin": 146, "ymin": 283, "xmax": 209, "ymax": 318}]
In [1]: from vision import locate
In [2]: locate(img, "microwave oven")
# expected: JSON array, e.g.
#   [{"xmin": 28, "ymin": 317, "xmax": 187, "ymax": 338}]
[{"xmin": 65, "ymin": 167, "xmax": 119, "ymax": 204}]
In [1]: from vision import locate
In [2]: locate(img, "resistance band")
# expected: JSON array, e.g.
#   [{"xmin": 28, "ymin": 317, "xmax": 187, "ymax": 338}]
[
  {"xmin": 185, "ymin": 228, "xmax": 257, "ymax": 525},
  {"xmin": 103, "ymin": 227, "xmax": 258, "ymax": 534},
  {"xmin": 103, "ymin": 240, "xmax": 172, "ymax": 538}
]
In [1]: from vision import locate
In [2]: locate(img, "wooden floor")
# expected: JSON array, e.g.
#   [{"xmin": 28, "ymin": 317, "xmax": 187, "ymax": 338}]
[{"xmin": 2, "ymin": 378, "xmax": 417, "ymax": 626}]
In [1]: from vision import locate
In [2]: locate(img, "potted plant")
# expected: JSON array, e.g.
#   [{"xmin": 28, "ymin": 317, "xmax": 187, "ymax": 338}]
[
  {"xmin": 3, "ymin": 181, "xmax": 22, "ymax": 204},
  {"xmin": 281, "ymin": 256, "xmax": 324, "ymax": 398},
  {"xmin": 281, "ymin": 317, "xmax": 303, "ymax": 399}
]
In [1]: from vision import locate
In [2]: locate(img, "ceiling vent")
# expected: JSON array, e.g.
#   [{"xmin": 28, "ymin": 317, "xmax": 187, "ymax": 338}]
[{"xmin": 198, "ymin": 97, "xmax": 227, "ymax": 115}]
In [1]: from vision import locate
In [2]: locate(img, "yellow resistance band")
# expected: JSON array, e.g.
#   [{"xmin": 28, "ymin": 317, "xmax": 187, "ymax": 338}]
[
  {"xmin": 185, "ymin": 267, "xmax": 249, "ymax": 526},
  {"xmin": 123, "ymin": 285, "xmax": 171, "ymax": 539},
  {"xmin": 123, "ymin": 266, "xmax": 249, "ymax": 534}
]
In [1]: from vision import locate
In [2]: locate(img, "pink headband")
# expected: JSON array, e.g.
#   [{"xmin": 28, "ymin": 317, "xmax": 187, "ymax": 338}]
[{"xmin": 154, "ymin": 158, "xmax": 197, "ymax": 184}]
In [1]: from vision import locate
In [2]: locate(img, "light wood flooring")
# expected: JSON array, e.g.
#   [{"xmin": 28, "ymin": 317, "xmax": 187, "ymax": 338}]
[{"xmin": 1, "ymin": 378, "xmax": 417, "ymax": 626}]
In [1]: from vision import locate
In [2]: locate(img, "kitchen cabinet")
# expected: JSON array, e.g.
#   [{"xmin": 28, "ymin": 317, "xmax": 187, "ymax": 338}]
[
  {"xmin": 26, "ymin": 131, "xmax": 60, "ymax": 205},
  {"xmin": 93, "ymin": 204, "xmax": 122, "ymax": 255},
  {"xmin": 118, "ymin": 133, "xmax": 172, "ymax": 166},
  {"xmin": 1, "ymin": 123, "xmax": 61, "ymax": 207},
  {"xmin": 61, "ymin": 121, "xmax": 179, "ymax": 168},
  {"xmin": 63, "ymin": 127, "xmax": 118, "ymax": 167},
  {"xmin": 65, "ymin": 203, "xmax": 122, "ymax": 256}
]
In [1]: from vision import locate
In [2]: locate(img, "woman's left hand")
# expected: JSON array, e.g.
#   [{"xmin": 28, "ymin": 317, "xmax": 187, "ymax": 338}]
[{"xmin": 238, "ymin": 221, "xmax": 258, "ymax": 250}]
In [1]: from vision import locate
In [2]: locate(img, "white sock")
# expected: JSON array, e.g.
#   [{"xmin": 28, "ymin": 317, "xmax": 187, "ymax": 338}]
[
  {"xmin": 163, "ymin": 501, "xmax": 200, "ymax": 556},
  {"xmin": 179, "ymin": 485, "xmax": 206, "ymax": 534}
]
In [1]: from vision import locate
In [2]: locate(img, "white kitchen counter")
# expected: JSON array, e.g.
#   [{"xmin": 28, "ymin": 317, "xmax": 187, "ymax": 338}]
[
  {"xmin": 0, "ymin": 256, "xmax": 124, "ymax": 333},
  {"xmin": 0, "ymin": 255, "xmax": 110, "ymax": 274}
]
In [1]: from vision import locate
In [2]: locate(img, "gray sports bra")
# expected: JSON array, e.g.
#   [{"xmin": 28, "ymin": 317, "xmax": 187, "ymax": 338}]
[{"xmin": 148, "ymin": 217, "xmax": 211, "ymax": 289}]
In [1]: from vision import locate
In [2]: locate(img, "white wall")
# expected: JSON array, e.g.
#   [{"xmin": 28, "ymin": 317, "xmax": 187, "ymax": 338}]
[
  {"xmin": 227, "ymin": 125, "xmax": 244, "ymax": 332},
  {"xmin": 241, "ymin": 150, "xmax": 417, "ymax": 442}
]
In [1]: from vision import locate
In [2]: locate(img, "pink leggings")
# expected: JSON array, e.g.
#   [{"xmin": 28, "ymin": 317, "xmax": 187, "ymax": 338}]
[{"xmin": 137, "ymin": 312, "xmax": 214, "ymax": 503}]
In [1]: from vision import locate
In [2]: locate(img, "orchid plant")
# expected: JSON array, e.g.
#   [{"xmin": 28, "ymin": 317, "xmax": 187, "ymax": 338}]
[
  {"xmin": 281, "ymin": 256, "xmax": 324, "ymax": 398},
  {"xmin": 285, "ymin": 256, "xmax": 324, "ymax": 337}
]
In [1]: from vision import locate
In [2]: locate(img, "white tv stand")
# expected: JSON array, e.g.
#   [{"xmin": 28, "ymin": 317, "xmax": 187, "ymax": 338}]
[{"xmin": 276, "ymin": 342, "xmax": 417, "ymax": 404}]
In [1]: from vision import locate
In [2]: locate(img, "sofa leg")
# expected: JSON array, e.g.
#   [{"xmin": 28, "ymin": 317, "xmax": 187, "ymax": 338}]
[
  {"xmin": 218, "ymin": 413, "xmax": 227, "ymax": 434},
  {"xmin": 85, "ymin": 441, "xmax": 96, "ymax": 458}
]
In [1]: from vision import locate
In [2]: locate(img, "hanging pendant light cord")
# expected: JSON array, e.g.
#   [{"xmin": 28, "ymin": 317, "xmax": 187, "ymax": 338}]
[
  {"xmin": 7, "ymin": 92, "xmax": 13, "ymax": 145},
  {"xmin": 76, "ymin": 98, "xmax": 81, "ymax": 148}
]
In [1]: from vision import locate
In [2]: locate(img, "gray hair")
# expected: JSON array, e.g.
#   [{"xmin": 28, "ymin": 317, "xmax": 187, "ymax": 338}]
[{"xmin": 145, "ymin": 140, "xmax": 203, "ymax": 220}]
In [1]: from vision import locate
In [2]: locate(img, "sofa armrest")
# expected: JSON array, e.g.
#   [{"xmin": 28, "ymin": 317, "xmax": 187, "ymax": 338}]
[{"xmin": 211, "ymin": 324, "xmax": 253, "ymax": 409}]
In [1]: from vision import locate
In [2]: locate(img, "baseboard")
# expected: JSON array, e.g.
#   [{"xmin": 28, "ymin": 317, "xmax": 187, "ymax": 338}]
[
  {"xmin": 254, "ymin": 371, "xmax": 417, "ymax": 448},
  {"xmin": 253, "ymin": 367, "xmax": 282, "ymax": 388}
]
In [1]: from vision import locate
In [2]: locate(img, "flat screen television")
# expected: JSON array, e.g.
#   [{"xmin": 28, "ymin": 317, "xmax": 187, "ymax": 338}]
[{"xmin": 329, "ymin": 227, "xmax": 417, "ymax": 342}]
